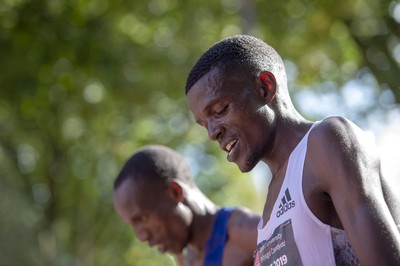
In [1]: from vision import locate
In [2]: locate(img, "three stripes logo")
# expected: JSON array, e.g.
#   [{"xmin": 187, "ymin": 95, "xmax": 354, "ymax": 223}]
[{"xmin": 276, "ymin": 188, "xmax": 296, "ymax": 218}]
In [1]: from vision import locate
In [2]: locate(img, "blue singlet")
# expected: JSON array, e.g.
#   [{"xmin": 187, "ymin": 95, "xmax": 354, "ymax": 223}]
[{"xmin": 203, "ymin": 207, "xmax": 235, "ymax": 266}]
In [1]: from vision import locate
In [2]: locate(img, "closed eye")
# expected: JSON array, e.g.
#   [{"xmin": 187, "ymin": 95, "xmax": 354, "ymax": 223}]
[
  {"xmin": 131, "ymin": 213, "xmax": 148, "ymax": 225},
  {"xmin": 215, "ymin": 104, "xmax": 228, "ymax": 117}
]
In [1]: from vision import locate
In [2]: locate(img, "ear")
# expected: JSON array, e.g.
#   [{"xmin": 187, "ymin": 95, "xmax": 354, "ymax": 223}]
[
  {"xmin": 168, "ymin": 181, "xmax": 184, "ymax": 203},
  {"xmin": 258, "ymin": 71, "xmax": 277, "ymax": 103}
]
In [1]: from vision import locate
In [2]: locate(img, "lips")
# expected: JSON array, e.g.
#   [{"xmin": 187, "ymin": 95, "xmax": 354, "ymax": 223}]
[
  {"xmin": 225, "ymin": 139, "xmax": 238, "ymax": 154},
  {"xmin": 221, "ymin": 138, "xmax": 238, "ymax": 162}
]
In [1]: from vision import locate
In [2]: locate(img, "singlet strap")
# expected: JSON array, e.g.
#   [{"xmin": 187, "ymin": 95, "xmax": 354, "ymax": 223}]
[{"xmin": 203, "ymin": 207, "xmax": 235, "ymax": 266}]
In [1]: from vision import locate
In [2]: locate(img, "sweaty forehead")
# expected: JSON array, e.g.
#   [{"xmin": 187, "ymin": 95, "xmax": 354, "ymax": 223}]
[
  {"xmin": 187, "ymin": 68, "xmax": 225, "ymax": 114},
  {"xmin": 190, "ymin": 67, "xmax": 223, "ymax": 95}
]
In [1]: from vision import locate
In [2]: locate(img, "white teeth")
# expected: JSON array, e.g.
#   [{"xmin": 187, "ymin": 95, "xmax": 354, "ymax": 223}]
[{"xmin": 226, "ymin": 139, "xmax": 237, "ymax": 152}]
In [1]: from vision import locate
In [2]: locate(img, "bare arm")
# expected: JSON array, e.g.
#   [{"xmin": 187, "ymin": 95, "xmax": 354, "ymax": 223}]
[
  {"xmin": 310, "ymin": 117, "xmax": 400, "ymax": 265},
  {"xmin": 224, "ymin": 207, "xmax": 260, "ymax": 265}
]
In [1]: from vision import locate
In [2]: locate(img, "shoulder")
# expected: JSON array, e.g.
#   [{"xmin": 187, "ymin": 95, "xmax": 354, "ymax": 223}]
[
  {"xmin": 310, "ymin": 116, "xmax": 373, "ymax": 142},
  {"xmin": 309, "ymin": 116, "xmax": 376, "ymax": 157},
  {"xmin": 306, "ymin": 116, "xmax": 379, "ymax": 189},
  {"xmin": 227, "ymin": 207, "xmax": 260, "ymax": 243},
  {"xmin": 224, "ymin": 207, "xmax": 259, "ymax": 255},
  {"xmin": 228, "ymin": 207, "xmax": 260, "ymax": 230},
  {"xmin": 311, "ymin": 116, "xmax": 362, "ymax": 140}
]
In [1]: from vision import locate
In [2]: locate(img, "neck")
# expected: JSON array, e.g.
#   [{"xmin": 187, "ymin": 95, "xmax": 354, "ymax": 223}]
[
  {"xmin": 185, "ymin": 188, "xmax": 219, "ymax": 252},
  {"xmin": 264, "ymin": 115, "xmax": 312, "ymax": 177}
]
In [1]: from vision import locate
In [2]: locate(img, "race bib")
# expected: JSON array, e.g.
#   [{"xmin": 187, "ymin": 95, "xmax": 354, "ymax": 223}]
[{"xmin": 254, "ymin": 219, "xmax": 302, "ymax": 266}]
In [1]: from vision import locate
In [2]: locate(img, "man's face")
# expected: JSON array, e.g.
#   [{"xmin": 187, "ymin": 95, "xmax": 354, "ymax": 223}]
[
  {"xmin": 187, "ymin": 67, "xmax": 272, "ymax": 172},
  {"xmin": 114, "ymin": 177, "xmax": 190, "ymax": 254}
]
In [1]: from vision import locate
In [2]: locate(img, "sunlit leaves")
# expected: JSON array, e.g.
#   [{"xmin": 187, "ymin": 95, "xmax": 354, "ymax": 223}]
[{"xmin": 1, "ymin": 0, "xmax": 400, "ymax": 265}]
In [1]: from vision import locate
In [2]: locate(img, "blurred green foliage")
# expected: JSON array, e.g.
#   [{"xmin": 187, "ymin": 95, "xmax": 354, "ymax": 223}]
[{"xmin": 1, "ymin": 0, "xmax": 399, "ymax": 265}]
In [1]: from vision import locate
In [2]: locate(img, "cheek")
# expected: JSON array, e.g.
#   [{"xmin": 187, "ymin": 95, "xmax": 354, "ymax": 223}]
[
  {"xmin": 167, "ymin": 205, "xmax": 191, "ymax": 249},
  {"xmin": 156, "ymin": 203, "xmax": 190, "ymax": 232},
  {"xmin": 166, "ymin": 204, "xmax": 192, "ymax": 240}
]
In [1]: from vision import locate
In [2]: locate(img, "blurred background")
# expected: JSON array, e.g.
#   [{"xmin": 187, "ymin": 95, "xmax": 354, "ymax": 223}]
[{"xmin": 1, "ymin": 0, "xmax": 400, "ymax": 265}]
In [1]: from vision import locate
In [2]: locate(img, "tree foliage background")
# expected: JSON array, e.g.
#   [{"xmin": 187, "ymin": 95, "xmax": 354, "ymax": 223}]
[{"xmin": 1, "ymin": 0, "xmax": 399, "ymax": 265}]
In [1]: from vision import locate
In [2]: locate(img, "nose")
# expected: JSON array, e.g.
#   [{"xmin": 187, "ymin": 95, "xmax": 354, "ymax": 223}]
[{"xmin": 207, "ymin": 119, "xmax": 222, "ymax": 141}]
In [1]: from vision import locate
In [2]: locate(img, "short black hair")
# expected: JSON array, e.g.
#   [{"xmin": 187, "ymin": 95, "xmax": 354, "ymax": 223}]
[
  {"xmin": 185, "ymin": 35, "xmax": 285, "ymax": 94},
  {"xmin": 114, "ymin": 145, "xmax": 194, "ymax": 190}
]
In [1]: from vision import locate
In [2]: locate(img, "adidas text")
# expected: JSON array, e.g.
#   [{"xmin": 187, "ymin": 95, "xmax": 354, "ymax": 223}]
[{"xmin": 276, "ymin": 201, "xmax": 295, "ymax": 217}]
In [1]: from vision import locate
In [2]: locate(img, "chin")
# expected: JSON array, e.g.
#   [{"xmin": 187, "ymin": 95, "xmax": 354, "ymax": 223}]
[
  {"xmin": 237, "ymin": 158, "xmax": 258, "ymax": 173},
  {"xmin": 237, "ymin": 162, "xmax": 253, "ymax": 173}
]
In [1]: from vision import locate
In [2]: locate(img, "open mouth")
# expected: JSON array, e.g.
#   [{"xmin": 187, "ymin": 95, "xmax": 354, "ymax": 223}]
[{"xmin": 225, "ymin": 139, "xmax": 238, "ymax": 155}]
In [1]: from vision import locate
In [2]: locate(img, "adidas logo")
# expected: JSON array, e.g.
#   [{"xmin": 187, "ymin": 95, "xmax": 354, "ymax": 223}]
[{"xmin": 276, "ymin": 188, "xmax": 295, "ymax": 218}]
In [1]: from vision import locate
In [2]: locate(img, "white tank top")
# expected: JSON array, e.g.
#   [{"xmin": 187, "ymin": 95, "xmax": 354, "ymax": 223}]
[{"xmin": 254, "ymin": 123, "xmax": 360, "ymax": 266}]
